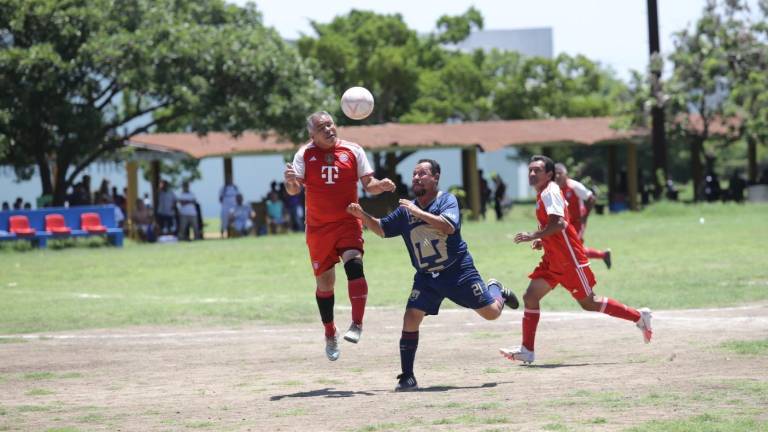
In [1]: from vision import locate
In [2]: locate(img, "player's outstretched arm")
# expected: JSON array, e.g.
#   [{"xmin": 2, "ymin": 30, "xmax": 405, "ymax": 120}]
[
  {"xmin": 346, "ymin": 203, "xmax": 385, "ymax": 237},
  {"xmin": 284, "ymin": 163, "xmax": 302, "ymax": 196},
  {"xmin": 514, "ymin": 214, "xmax": 566, "ymax": 244},
  {"xmin": 360, "ymin": 175, "xmax": 396, "ymax": 196}
]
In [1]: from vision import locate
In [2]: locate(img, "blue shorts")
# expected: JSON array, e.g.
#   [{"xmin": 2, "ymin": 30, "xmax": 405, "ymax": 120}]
[{"xmin": 406, "ymin": 253, "xmax": 495, "ymax": 315}]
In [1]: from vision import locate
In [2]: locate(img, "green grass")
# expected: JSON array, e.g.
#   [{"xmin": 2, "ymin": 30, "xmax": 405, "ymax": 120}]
[
  {"xmin": 0, "ymin": 202, "xmax": 766, "ymax": 334},
  {"xmin": 720, "ymin": 339, "xmax": 768, "ymax": 355},
  {"xmin": 627, "ymin": 413, "xmax": 768, "ymax": 431}
]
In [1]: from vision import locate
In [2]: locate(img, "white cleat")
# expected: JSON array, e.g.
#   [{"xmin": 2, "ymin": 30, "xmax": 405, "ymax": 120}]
[
  {"xmin": 343, "ymin": 322, "xmax": 363, "ymax": 344},
  {"xmin": 499, "ymin": 345, "xmax": 535, "ymax": 364},
  {"xmin": 325, "ymin": 333, "xmax": 340, "ymax": 361},
  {"xmin": 636, "ymin": 307, "xmax": 653, "ymax": 344}
]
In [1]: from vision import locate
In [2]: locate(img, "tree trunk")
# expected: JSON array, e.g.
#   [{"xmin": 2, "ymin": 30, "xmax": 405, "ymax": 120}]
[
  {"xmin": 690, "ymin": 137, "xmax": 703, "ymax": 202},
  {"xmin": 747, "ymin": 134, "xmax": 757, "ymax": 184},
  {"xmin": 36, "ymin": 155, "xmax": 53, "ymax": 205},
  {"xmin": 52, "ymin": 159, "xmax": 70, "ymax": 206}
]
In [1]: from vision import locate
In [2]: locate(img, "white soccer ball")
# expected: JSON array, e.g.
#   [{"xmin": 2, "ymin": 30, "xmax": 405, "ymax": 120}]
[{"xmin": 341, "ymin": 87, "xmax": 374, "ymax": 120}]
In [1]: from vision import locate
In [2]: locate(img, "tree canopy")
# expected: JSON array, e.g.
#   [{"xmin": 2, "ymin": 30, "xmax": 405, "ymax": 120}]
[{"xmin": 0, "ymin": 0, "xmax": 327, "ymax": 204}]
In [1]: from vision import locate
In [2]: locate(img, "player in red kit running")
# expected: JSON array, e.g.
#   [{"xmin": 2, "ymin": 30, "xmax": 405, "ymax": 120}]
[
  {"xmin": 554, "ymin": 163, "xmax": 612, "ymax": 269},
  {"xmin": 284, "ymin": 111, "xmax": 396, "ymax": 361},
  {"xmin": 500, "ymin": 155, "xmax": 652, "ymax": 364}
]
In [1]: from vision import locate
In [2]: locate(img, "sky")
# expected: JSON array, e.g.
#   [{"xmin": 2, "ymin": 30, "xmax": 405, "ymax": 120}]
[{"xmin": 246, "ymin": 0, "xmax": 751, "ymax": 80}]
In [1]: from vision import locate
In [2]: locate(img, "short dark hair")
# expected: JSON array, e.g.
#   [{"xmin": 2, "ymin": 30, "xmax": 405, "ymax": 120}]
[
  {"xmin": 417, "ymin": 159, "xmax": 441, "ymax": 176},
  {"xmin": 530, "ymin": 155, "xmax": 555, "ymax": 177}
]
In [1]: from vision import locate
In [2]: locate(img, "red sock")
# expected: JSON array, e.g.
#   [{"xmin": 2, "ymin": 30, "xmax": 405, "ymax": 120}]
[
  {"xmin": 600, "ymin": 297, "xmax": 641, "ymax": 322},
  {"xmin": 348, "ymin": 278, "xmax": 368, "ymax": 325},
  {"xmin": 522, "ymin": 309, "xmax": 540, "ymax": 352},
  {"xmin": 584, "ymin": 247, "xmax": 606, "ymax": 259},
  {"xmin": 323, "ymin": 322, "xmax": 336, "ymax": 338}
]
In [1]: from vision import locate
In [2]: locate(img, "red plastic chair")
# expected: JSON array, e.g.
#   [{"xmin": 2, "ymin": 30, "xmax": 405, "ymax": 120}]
[
  {"xmin": 81, "ymin": 212, "xmax": 107, "ymax": 234},
  {"xmin": 45, "ymin": 214, "xmax": 72, "ymax": 235},
  {"xmin": 9, "ymin": 215, "xmax": 36, "ymax": 236}
]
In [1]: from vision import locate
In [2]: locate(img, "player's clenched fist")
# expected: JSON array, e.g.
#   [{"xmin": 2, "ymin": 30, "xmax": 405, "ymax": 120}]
[
  {"xmin": 379, "ymin": 178, "xmax": 396, "ymax": 192},
  {"xmin": 346, "ymin": 203, "xmax": 364, "ymax": 218}
]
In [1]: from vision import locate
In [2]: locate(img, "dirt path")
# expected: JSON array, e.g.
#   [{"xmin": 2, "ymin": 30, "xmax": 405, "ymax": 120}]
[{"xmin": 1, "ymin": 305, "xmax": 767, "ymax": 431}]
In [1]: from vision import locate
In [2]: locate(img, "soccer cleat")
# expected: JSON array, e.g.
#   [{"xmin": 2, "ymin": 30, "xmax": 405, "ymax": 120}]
[
  {"xmin": 499, "ymin": 345, "xmax": 535, "ymax": 364},
  {"xmin": 488, "ymin": 278, "xmax": 519, "ymax": 309},
  {"xmin": 603, "ymin": 249, "xmax": 612, "ymax": 270},
  {"xmin": 325, "ymin": 333, "xmax": 340, "ymax": 361},
  {"xmin": 394, "ymin": 373, "xmax": 418, "ymax": 392},
  {"xmin": 343, "ymin": 322, "xmax": 363, "ymax": 344},
  {"xmin": 636, "ymin": 307, "xmax": 653, "ymax": 343}
]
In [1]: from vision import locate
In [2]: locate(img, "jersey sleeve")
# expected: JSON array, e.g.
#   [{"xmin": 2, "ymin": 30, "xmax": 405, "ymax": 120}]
[
  {"xmin": 292, "ymin": 145, "xmax": 307, "ymax": 180},
  {"xmin": 541, "ymin": 185, "xmax": 565, "ymax": 217},
  {"xmin": 568, "ymin": 179, "xmax": 594, "ymax": 201},
  {"xmin": 438, "ymin": 193, "xmax": 461, "ymax": 231},
  {"xmin": 380, "ymin": 207, "xmax": 407, "ymax": 238},
  {"xmin": 349, "ymin": 143, "xmax": 374, "ymax": 178}
]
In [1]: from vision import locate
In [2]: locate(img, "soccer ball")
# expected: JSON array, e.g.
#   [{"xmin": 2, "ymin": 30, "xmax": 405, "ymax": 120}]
[{"xmin": 341, "ymin": 87, "xmax": 374, "ymax": 120}]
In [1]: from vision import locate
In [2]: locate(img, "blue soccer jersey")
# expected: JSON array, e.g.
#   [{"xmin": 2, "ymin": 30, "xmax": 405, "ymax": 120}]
[{"xmin": 380, "ymin": 191, "xmax": 468, "ymax": 273}]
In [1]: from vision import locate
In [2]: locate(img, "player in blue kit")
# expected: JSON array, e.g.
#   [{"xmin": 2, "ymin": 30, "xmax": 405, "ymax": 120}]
[{"xmin": 346, "ymin": 159, "xmax": 519, "ymax": 391}]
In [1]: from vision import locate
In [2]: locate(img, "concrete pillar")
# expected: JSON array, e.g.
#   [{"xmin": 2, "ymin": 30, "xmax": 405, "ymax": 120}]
[
  {"xmin": 461, "ymin": 147, "xmax": 481, "ymax": 220},
  {"xmin": 126, "ymin": 160, "xmax": 138, "ymax": 237},
  {"xmin": 607, "ymin": 146, "xmax": 617, "ymax": 209},
  {"xmin": 627, "ymin": 142, "xmax": 639, "ymax": 211},
  {"xmin": 224, "ymin": 157, "xmax": 233, "ymax": 185}
]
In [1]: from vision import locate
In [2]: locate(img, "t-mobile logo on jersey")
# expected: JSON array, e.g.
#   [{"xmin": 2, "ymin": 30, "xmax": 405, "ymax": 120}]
[{"xmin": 321, "ymin": 165, "xmax": 339, "ymax": 184}]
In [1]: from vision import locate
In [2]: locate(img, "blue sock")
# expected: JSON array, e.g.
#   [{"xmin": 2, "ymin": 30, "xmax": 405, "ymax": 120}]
[{"xmin": 399, "ymin": 331, "xmax": 419, "ymax": 376}]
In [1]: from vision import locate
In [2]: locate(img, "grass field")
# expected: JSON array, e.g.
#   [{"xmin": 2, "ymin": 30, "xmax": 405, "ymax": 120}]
[
  {"xmin": 1, "ymin": 202, "xmax": 767, "ymax": 334},
  {"xmin": 1, "ymin": 202, "xmax": 767, "ymax": 431}
]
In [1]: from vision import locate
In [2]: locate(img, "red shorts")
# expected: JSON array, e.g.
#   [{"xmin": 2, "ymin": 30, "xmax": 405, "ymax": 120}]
[
  {"xmin": 306, "ymin": 219, "xmax": 364, "ymax": 276},
  {"xmin": 529, "ymin": 258, "xmax": 596, "ymax": 300}
]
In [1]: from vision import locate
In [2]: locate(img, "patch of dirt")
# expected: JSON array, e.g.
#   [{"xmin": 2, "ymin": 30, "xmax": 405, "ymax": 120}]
[{"xmin": 1, "ymin": 305, "xmax": 767, "ymax": 431}]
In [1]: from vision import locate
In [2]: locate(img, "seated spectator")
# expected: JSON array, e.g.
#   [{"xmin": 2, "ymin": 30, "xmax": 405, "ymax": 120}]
[
  {"xmin": 266, "ymin": 191, "xmax": 287, "ymax": 234},
  {"xmin": 1, "ymin": 201, "xmax": 9, "ymax": 211},
  {"xmin": 228, "ymin": 194, "xmax": 254, "ymax": 237},
  {"xmin": 13, "ymin": 197, "xmax": 23, "ymax": 210},
  {"xmin": 23, "ymin": 202, "xmax": 32, "ymax": 210},
  {"xmin": 132, "ymin": 198, "xmax": 156, "ymax": 242}
]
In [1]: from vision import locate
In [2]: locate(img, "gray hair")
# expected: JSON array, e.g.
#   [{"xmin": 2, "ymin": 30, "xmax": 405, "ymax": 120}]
[
  {"xmin": 306, "ymin": 111, "xmax": 334, "ymax": 134},
  {"xmin": 554, "ymin": 162, "xmax": 568, "ymax": 174}
]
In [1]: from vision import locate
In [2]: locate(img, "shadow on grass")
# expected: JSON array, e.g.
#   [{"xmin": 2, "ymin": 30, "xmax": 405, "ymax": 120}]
[
  {"xmin": 270, "ymin": 382, "xmax": 508, "ymax": 400},
  {"xmin": 519, "ymin": 362, "xmax": 625, "ymax": 369},
  {"xmin": 270, "ymin": 387, "xmax": 376, "ymax": 401}
]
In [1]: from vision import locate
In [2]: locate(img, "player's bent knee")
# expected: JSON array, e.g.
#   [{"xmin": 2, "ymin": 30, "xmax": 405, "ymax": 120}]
[{"xmin": 343, "ymin": 258, "xmax": 365, "ymax": 280}]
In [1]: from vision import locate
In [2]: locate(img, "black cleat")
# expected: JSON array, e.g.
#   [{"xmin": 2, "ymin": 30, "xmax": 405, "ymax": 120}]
[
  {"xmin": 488, "ymin": 278, "xmax": 519, "ymax": 309},
  {"xmin": 394, "ymin": 374, "xmax": 418, "ymax": 392},
  {"xmin": 603, "ymin": 249, "xmax": 612, "ymax": 270}
]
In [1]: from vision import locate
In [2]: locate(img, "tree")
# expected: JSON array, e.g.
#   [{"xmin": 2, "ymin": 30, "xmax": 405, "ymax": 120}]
[
  {"xmin": 493, "ymin": 53, "xmax": 625, "ymax": 120},
  {"xmin": 720, "ymin": 0, "xmax": 768, "ymax": 183},
  {"xmin": 0, "ymin": 0, "xmax": 327, "ymax": 205}
]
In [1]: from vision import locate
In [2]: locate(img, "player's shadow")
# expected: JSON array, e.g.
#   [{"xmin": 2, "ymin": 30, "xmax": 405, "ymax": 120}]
[
  {"xmin": 270, "ymin": 388, "xmax": 375, "ymax": 401},
  {"xmin": 521, "ymin": 362, "xmax": 623, "ymax": 369},
  {"xmin": 412, "ymin": 382, "xmax": 501, "ymax": 392}
]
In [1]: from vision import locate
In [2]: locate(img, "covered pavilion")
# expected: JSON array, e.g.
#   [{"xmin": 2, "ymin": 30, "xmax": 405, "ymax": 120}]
[{"xmin": 124, "ymin": 117, "xmax": 646, "ymax": 225}]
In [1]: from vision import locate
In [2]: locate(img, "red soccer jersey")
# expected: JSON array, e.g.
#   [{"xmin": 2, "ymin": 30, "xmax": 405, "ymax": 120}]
[
  {"xmin": 292, "ymin": 139, "xmax": 374, "ymax": 227},
  {"xmin": 560, "ymin": 178, "xmax": 593, "ymax": 234},
  {"xmin": 536, "ymin": 181, "xmax": 588, "ymax": 270}
]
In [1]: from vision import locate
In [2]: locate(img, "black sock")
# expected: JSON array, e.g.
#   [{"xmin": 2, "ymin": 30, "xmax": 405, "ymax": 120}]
[
  {"xmin": 316, "ymin": 293, "xmax": 335, "ymax": 324},
  {"xmin": 399, "ymin": 331, "xmax": 419, "ymax": 377}
]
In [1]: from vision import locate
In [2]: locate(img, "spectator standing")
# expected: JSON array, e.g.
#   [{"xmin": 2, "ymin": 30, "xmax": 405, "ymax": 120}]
[
  {"xmin": 156, "ymin": 180, "xmax": 176, "ymax": 235},
  {"xmin": 219, "ymin": 180, "xmax": 240, "ymax": 237},
  {"xmin": 177, "ymin": 181, "xmax": 201, "ymax": 240},
  {"xmin": 493, "ymin": 174, "xmax": 507, "ymax": 221}
]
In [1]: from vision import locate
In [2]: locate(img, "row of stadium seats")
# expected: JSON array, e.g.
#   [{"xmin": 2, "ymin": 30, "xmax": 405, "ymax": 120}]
[{"xmin": 0, "ymin": 205, "xmax": 124, "ymax": 248}]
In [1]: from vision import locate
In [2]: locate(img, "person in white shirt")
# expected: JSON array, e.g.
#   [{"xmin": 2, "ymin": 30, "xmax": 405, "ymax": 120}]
[
  {"xmin": 219, "ymin": 180, "xmax": 240, "ymax": 237},
  {"xmin": 177, "ymin": 181, "xmax": 200, "ymax": 241}
]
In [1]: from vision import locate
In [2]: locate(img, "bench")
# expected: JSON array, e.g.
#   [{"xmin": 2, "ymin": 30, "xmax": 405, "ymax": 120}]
[{"xmin": 0, "ymin": 205, "xmax": 124, "ymax": 248}]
